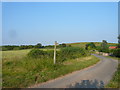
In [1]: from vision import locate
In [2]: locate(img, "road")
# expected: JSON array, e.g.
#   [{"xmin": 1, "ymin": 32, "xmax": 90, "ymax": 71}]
[{"xmin": 30, "ymin": 54, "xmax": 118, "ymax": 88}]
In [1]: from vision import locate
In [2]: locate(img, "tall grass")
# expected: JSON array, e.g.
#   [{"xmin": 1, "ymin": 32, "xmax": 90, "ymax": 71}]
[
  {"xmin": 105, "ymin": 56, "xmax": 120, "ymax": 88},
  {"xmin": 2, "ymin": 47, "xmax": 99, "ymax": 88},
  {"xmin": 106, "ymin": 64, "xmax": 120, "ymax": 88}
]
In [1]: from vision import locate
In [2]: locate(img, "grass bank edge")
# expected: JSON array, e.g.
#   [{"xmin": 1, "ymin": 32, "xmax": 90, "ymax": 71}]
[
  {"xmin": 105, "ymin": 56, "xmax": 120, "ymax": 88},
  {"xmin": 105, "ymin": 64, "xmax": 120, "ymax": 88}
]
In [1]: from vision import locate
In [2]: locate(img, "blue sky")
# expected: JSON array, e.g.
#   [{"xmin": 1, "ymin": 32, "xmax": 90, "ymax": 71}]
[{"xmin": 2, "ymin": 2, "xmax": 118, "ymax": 45}]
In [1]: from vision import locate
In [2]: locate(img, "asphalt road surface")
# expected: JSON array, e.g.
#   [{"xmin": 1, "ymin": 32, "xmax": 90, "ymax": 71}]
[{"xmin": 31, "ymin": 54, "xmax": 118, "ymax": 88}]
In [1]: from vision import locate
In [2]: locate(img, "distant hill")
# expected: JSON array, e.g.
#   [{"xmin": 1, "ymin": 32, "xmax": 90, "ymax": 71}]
[{"xmin": 66, "ymin": 42, "xmax": 117, "ymax": 48}]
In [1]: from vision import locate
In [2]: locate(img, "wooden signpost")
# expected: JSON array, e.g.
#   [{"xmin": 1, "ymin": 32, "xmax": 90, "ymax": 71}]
[{"xmin": 54, "ymin": 41, "xmax": 58, "ymax": 64}]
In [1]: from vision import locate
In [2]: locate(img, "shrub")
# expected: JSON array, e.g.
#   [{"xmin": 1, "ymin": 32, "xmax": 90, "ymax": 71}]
[
  {"xmin": 85, "ymin": 42, "xmax": 96, "ymax": 50},
  {"xmin": 113, "ymin": 48, "xmax": 120, "ymax": 57},
  {"xmin": 27, "ymin": 49, "xmax": 46, "ymax": 58},
  {"xmin": 102, "ymin": 49, "xmax": 110, "ymax": 53},
  {"xmin": 13, "ymin": 47, "xmax": 20, "ymax": 50},
  {"xmin": 2, "ymin": 47, "xmax": 8, "ymax": 51},
  {"xmin": 46, "ymin": 50, "xmax": 54, "ymax": 58},
  {"xmin": 58, "ymin": 47, "xmax": 88, "ymax": 61},
  {"xmin": 96, "ymin": 46, "xmax": 109, "ymax": 53},
  {"xmin": 27, "ymin": 47, "xmax": 89, "ymax": 63}
]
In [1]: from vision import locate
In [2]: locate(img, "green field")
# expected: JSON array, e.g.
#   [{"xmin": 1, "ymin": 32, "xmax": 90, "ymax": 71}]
[
  {"xmin": 66, "ymin": 42, "xmax": 117, "ymax": 48},
  {"xmin": 2, "ymin": 49, "xmax": 99, "ymax": 88},
  {"xmin": 2, "ymin": 48, "xmax": 59, "ymax": 59}
]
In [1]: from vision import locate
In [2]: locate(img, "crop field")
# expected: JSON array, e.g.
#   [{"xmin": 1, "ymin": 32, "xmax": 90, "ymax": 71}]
[
  {"xmin": 2, "ymin": 47, "xmax": 100, "ymax": 88},
  {"xmin": 2, "ymin": 48, "xmax": 59, "ymax": 59},
  {"xmin": 66, "ymin": 42, "xmax": 117, "ymax": 48}
]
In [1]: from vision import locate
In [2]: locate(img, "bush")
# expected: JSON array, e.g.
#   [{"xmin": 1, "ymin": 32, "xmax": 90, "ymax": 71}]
[
  {"xmin": 2, "ymin": 47, "xmax": 8, "ymax": 51},
  {"xmin": 58, "ymin": 47, "xmax": 88, "ymax": 62},
  {"xmin": 46, "ymin": 50, "xmax": 54, "ymax": 58},
  {"xmin": 13, "ymin": 47, "xmax": 20, "ymax": 50},
  {"xmin": 102, "ymin": 49, "xmax": 110, "ymax": 53},
  {"xmin": 27, "ymin": 47, "xmax": 89, "ymax": 63},
  {"xmin": 113, "ymin": 48, "xmax": 120, "ymax": 57},
  {"xmin": 96, "ymin": 46, "xmax": 109, "ymax": 53},
  {"xmin": 28, "ymin": 49, "xmax": 46, "ymax": 58},
  {"xmin": 85, "ymin": 42, "xmax": 96, "ymax": 50}
]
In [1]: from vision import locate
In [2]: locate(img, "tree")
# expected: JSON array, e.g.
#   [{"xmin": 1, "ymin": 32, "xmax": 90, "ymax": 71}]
[
  {"xmin": 58, "ymin": 43, "xmax": 67, "ymax": 48},
  {"xmin": 61, "ymin": 43, "xmax": 66, "ymax": 47},
  {"xmin": 100, "ymin": 40, "xmax": 109, "ymax": 53},
  {"xmin": 118, "ymin": 35, "xmax": 120, "ymax": 48},
  {"xmin": 118, "ymin": 34, "xmax": 120, "ymax": 44},
  {"xmin": 101, "ymin": 40, "xmax": 108, "ymax": 49},
  {"xmin": 85, "ymin": 42, "xmax": 96, "ymax": 50},
  {"xmin": 113, "ymin": 48, "xmax": 120, "ymax": 57},
  {"xmin": 34, "ymin": 43, "xmax": 42, "ymax": 48}
]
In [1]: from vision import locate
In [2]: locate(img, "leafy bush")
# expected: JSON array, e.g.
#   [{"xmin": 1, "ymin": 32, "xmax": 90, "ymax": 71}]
[
  {"xmin": 58, "ymin": 47, "xmax": 88, "ymax": 62},
  {"xmin": 46, "ymin": 50, "xmax": 54, "ymax": 58},
  {"xmin": 85, "ymin": 42, "xmax": 96, "ymax": 50},
  {"xmin": 13, "ymin": 47, "xmax": 20, "ymax": 50},
  {"xmin": 113, "ymin": 48, "xmax": 120, "ymax": 57},
  {"xmin": 96, "ymin": 46, "xmax": 109, "ymax": 53},
  {"xmin": 27, "ymin": 49, "xmax": 46, "ymax": 58},
  {"xmin": 27, "ymin": 47, "xmax": 89, "ymax": 63},
  {"xmin": 2, "ymin": 47, "xmax": 8, "ymax": 51}
]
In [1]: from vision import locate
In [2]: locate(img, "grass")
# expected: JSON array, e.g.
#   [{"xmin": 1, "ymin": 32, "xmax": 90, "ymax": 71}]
[
  {"xmin": 106, "ymin": 64, "xmax": 120, "ymax": 88},
  {"xmin": 66, "ymin": 42, "xmax": 117, "ymax": 49},
  {"xmin": 2, "ymin": 48, "xmax": 59, "ymax": 59},
  {"xmin": 105, "ymin": 56, "xmax": 120, "ymax": 88},
  {"xmin": 106, "ymin": 56, "xmax": 120, "ymax": 60},
  {"xmin": 2, "ymin": 49, "xmax": 100, "ymax": 88}
]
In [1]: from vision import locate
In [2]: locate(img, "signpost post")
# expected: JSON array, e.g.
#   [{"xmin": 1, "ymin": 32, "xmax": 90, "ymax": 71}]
[{"xmin": 54, "ymin": 41, "xmax": 58, "ymax": 64}]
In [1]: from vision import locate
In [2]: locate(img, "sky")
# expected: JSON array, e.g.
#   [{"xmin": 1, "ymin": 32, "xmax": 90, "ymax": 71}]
[{"xmin": 2, "ymin": 2, "xmax": 118, "ymax": 45}]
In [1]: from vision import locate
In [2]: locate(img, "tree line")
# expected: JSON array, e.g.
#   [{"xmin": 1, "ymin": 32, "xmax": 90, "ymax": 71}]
[{"xmin": 0, "ymin": 43, "xmax": 68, "ymax": 51}]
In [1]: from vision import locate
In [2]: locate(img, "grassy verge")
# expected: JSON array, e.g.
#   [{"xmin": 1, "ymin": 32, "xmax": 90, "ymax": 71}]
[
  {"xmin": 105, "ymin": 56, "xmax": 120, "ymax": 88},
  {"xmin": 106, "ymin": 56, "xmax": 119, "ymax": 60},
  {"xmin": 105, "ymin": 64, "xmax": 120, "ymax": 88},
  {"xmin": 3, "ymin": 51, "xmax": 99, "ymax": 88}
]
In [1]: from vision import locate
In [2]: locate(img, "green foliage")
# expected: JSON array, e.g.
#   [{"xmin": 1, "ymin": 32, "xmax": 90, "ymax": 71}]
[
  {"xmin": 3, "ymin": 50, "xmax": 99, "ymax": 88},
  {"xmin": 101, "ymin": 40, "xmax": 108, "ymax": 50},
  {"xmin": 2, "ymin": 47, "xmax": 8, "ymax": 51},
  {"xmin": 118, "ymin": 34, "xmax": 120, "ymax": 44},
  {"xmin": 58, "ymin": 43, "xmax": 66, "ymax": 48},
  {"xmin": 117, "ymin": 43, "xmax": 120, "ymax": 48},
  {"xmin": 27, "ymin": 49, "xmax": 46, "ymax": 58},
  {"xmin": 13, "ymin": 47, "xmax": 20, "ymax": 50},
  {"xmin": 106, "ymin": 64, "xmax": 120, "ymax": 88},
  {"xmin": 57, "ymin": 47, "xmax": 89, "ymax": 62},
  {"xmin": 34, "ymin": 43, "xmax": 42, "ymax": 48},
  {"xmin": 85, "ymin": 42, "xmax": 96, "ymax": 50},
  {"xmin": 1, "ymin": 43, "xmax": 43, "ymax": 51},
  {"xmin": 95, "ymin": 40, "xmax": 109, "ymax": 53},
  {"xmin": 46, "ymin": 50, "xmax": 54, "ymax": 58},
  {"xmin": 2, "ymin": 45, "xmax": 18, "ymax": 51},
  {"xmin": 44, "ymin": 45, "xmax": 54, "ymax": 48},
  {"xmin": 96, "ymin": 46, "xmax": 109, "ymax": 53},
  {"xmin": 109, "ymin": 49, "xmax": 114, "ymax": 53},
  {"xmin": 27, "ymin": 47, "xmax": 89, "ymax": 63},
  {"xmin": 113, "ymin": 48, "xmax": 120, "ymax": 57}
]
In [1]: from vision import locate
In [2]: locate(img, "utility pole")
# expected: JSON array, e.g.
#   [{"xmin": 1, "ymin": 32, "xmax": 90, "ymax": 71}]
[{"xmin": 54, "ymin": 41, "xmax": 58, "ymax": 64}]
